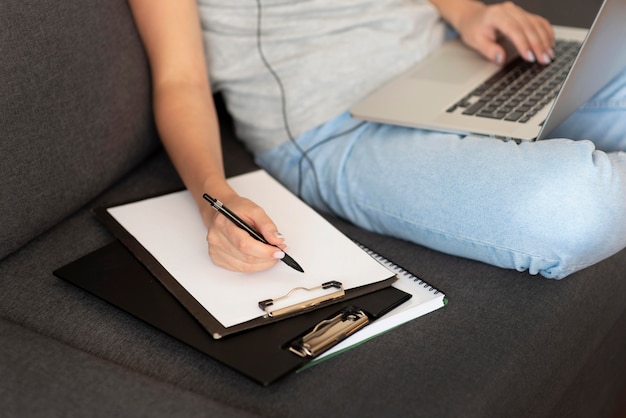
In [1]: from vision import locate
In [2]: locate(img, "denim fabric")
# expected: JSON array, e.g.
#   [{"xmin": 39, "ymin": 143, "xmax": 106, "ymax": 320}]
[{"xmin": 257, "ymin": 68, "xmax": 626, "ymax": 279}]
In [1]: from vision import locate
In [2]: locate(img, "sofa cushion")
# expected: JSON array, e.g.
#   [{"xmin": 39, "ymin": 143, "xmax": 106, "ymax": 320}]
[
  {"xmin": 0, "ymin": 318, "xmax": 255, "ymax": 418},
  {"xmin": 0, "ymin": 0, "xmax": 159, "ymax": 260}
]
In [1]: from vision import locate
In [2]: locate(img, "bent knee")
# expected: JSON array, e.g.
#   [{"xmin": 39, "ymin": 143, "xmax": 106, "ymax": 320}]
[{"xmin": 517, "ymin": 166, "xmax": 626, "ymax": 278}]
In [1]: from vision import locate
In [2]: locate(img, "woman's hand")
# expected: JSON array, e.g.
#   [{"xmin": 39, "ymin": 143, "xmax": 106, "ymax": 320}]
[
  {"xmin": 202, "ymin": 194, "xmax": 287, "ymax": 272},
  {"xmin": 431, "ymin": 0, "xmax": 555, "ymax": 65}
]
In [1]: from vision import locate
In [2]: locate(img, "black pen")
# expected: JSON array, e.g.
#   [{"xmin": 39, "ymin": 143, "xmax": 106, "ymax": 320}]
[{"xmin": 202, "ymin": 193, "xmax": 304, "ymax": 273}]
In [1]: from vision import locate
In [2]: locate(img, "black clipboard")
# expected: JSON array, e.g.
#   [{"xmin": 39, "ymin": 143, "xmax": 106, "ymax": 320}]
[
  {"xmin": 93, "ymin": 206, "xmax": 398, "ymax": 339},
  {"xmin": 54, "ymin": 241, "xmax": 411, "ymax": 385}
]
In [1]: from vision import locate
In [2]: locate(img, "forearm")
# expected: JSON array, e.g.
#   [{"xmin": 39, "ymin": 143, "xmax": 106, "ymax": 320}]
[
  {"xmin": 153, "ymin": 81, "xmax": 236, "ymax": 216},
  {"xmin": 428, "ymin": 0, "xmax": 484, "ymax": 31}
]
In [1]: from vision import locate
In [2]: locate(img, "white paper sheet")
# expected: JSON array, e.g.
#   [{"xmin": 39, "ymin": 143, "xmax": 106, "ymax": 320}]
[{"xmin": 107, "ymin": 170, "xmax": 393, "ymax": 328}]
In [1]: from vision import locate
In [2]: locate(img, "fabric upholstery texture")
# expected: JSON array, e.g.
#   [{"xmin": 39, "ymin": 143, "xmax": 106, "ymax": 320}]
[
  {"xmin": 0, "ymin": 0, "xmax": 158, "ymax": 260},
  {"xmin": 0, "ymin": 318, "xmax": 255, "ymax": 418}
]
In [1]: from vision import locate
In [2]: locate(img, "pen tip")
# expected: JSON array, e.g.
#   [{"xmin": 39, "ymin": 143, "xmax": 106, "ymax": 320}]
[{"xmin": 282, "ymin": 253, "xmax": 304, "ymax": 273}]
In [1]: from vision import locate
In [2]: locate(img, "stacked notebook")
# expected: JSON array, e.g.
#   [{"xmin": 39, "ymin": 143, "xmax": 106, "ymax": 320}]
[{"xmin": 55, "ymin": 170, "xmax": 446, "ymax": 385}]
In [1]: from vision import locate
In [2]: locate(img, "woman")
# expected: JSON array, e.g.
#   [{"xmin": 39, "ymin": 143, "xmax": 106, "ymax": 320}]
[{"xmin": 128, "ymin": 0, "xmax": 626, "ymax": 278}]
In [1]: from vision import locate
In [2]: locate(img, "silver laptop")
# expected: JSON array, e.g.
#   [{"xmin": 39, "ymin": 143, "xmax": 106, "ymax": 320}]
[{"xmin": 350, "ymin": 0, "xmax": 626, "ymax": 142}]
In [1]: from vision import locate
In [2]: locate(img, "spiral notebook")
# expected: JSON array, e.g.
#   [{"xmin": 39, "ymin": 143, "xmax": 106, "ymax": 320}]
[{"xmin": 305, "ymin": 245, "xmax": 447, "ymax": 367}]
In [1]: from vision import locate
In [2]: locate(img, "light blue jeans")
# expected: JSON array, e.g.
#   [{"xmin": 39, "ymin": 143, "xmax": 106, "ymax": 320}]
[{"xmin": 257, "ymin": 68, "xmax": 626, "ymax": 279}]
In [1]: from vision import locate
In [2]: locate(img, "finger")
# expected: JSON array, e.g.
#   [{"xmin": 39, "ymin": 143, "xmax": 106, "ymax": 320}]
[
  {"xmin": 210, "ymin": 214, "xmax": 281, "ymax": 259},
  {"xmin": 527, "ymin": 16, "xmax": 555, "ymax": 63},
  {"xmin": 209, "ymin": 243, "xmax": 281, "ymax": 273},
  {"xmin": 207, "ymin": 225, "xmax": 284, "ymax": 272},
  {"xmin": 236, "ymin": 203, "xmax": 285, "ymax": 247},
  {"xmin": 495, "ymin": 3, "xmax": 554, "ymax": 64},
  {"xmin": 461, "ymin": 5, "xmax": 517, "ymax": 64},
  {"xmin": 207, "ymin": 218, "xmax": 284, "ymax": 264},
  {"xmin": 489, "ymin": 4, "xmax": 535, "ymax": 61},
  {"xmin": 510, "ymin": 14, "xmax": 554, "ymax": 64},
  {"xmin": 216, "ymin": 197, "xmax": 285, "ymax": 247},
  {"xmin": 471, "ymin": 27, "xmax": 507, "ymax": 64}
]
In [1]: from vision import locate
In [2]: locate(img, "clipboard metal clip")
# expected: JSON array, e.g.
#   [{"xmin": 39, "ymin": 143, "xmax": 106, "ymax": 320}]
[
  {"xmin": 258, "ymin": 280, "xmax": 344, "ymax": 318},
  {"xmin": 289, "ymin": 306, "xmax": 370, "ymax": 358}
]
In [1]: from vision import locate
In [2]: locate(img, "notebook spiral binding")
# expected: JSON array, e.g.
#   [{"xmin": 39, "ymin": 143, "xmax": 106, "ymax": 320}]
[{"xmin": 357, "ymin": 243, "xmax": 442, "ymax": 295}]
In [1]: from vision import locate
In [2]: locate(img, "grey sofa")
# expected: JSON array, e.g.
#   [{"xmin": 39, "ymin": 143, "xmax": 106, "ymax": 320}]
[{"xmin": 2, "ymin": 1, "xmax": 625, "ymax": 417}]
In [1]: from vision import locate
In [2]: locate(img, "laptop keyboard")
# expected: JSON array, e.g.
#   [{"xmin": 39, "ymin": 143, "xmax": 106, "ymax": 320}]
[{"xmin": 446, "ymin": 39, "xmax": 581, "ymax": 123}]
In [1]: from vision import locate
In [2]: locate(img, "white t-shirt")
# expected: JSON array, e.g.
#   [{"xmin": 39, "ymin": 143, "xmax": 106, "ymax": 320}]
[{"xmin": 198, "ymin": 0, "xmax": 446, "ymax": 154}]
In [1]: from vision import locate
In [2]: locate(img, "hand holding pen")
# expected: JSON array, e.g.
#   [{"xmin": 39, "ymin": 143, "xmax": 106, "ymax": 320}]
[{"xmin": 203, "ymin": 194, "xmax": 304, "ymax": 273}]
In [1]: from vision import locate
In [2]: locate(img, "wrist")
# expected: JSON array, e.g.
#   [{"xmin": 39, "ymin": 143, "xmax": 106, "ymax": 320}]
[
  {"xmin": 202, "ymin": 178, "xmax": 237, "ymax": 202},
  {"xmin": 431, "ymin": 0, "xmax": 483, "ymax": 31},
  {"xmin": 197, "ymin": 176, "xmax": 237, "ymax": 227}
]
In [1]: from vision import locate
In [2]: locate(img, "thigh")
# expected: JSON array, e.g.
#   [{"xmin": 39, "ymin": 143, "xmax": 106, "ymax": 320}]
[{"xmin": 258, "ymin": 112, "xmax": 626, "ymax": 278}]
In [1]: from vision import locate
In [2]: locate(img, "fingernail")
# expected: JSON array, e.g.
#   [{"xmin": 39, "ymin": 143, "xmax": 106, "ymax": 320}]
[
  {"xmin": 273, "ymin": 251, "xmax": 285, "ymax": 259},
  {"xmin": 548, "ymin": 48, "xmax": 555, "ymax": 59},
  {"xmin": 274, "ymin": 231, "xmax": 284, "ymax": 239},
  {"xmin": 495, "ymin": 53, "xmax": 503, "ymax": 65},
  {"xmin": 541, "ymin": 53, "xmax": 552, "ymax": 64},
  {"xmin": 526, "ymin": 51, "xmax": 536, "ymax": 62}
]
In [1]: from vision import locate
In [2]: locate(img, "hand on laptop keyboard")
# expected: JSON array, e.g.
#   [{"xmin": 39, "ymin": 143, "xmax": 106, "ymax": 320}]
[
  {"xmin": 430, "ymin": 0, "xmax": 555, "ymax": 65},
  {"xmin": 447, "ymin": 40, "xmax": 581, "ymax": 123}
]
